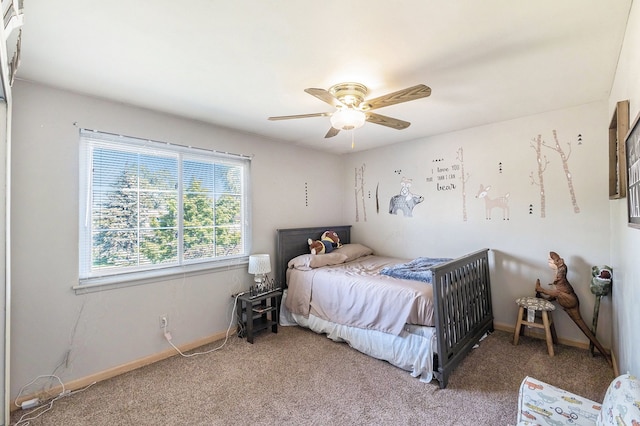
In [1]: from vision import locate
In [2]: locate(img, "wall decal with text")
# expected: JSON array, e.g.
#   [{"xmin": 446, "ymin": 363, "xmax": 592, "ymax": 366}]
[
  {"xmin": 426, "ymin": 159, "xmax": 458, "ymax": 191},
  {"xmin": 426, "ymin": 149, "xmax": 469, "ymax": 221}
]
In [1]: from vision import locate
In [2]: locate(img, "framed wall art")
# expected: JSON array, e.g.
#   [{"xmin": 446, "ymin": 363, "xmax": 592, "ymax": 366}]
[
  {"xmin": 609, "ymin": 100, "xmax": 629, "ymax": 199},
  {"xmin": 626, "ymin": 108, "xmax": 640, "ymax": 228}
]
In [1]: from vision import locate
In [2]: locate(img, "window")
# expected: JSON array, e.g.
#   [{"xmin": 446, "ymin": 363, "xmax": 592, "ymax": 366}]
[{"xmin": 79, "ymin": 129, "xmax": 251, "ymax": 287}]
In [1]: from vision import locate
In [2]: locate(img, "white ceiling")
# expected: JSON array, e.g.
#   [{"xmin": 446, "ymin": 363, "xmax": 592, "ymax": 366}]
[{"xmin": 15, "ymin": 1, "xmax": 632, "ymax": 154}]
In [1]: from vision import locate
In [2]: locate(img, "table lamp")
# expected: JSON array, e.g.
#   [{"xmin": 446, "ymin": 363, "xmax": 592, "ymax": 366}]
[{"xmin": 248, "ymin": 254, "xmax": 271, "ymax": 293}]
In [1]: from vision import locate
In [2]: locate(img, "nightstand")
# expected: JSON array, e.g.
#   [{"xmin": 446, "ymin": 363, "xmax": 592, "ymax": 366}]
[{"xmin": 236, "ymin": 290, "xmax": 282, "ymax": 343}]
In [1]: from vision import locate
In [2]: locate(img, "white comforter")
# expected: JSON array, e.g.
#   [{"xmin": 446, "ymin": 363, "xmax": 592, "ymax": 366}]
[{"xmin": 285, "ymin": 255, "xmax": 435, "ymax": 335}]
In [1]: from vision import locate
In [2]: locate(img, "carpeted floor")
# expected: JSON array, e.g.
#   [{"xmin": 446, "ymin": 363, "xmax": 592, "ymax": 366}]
[{"xmin": 11, "ymin": 327, "xmax": 613, "ymax": 425}]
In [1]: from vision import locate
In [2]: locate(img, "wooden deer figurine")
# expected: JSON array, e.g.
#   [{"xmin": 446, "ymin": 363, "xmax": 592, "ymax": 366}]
[
  {"xmin": 475, "ymin": 184, "xmax": 510, "ymax": 220},
  {"xmin": 535, "ymin": 251, "xmax": 612, "ymax": 365}
]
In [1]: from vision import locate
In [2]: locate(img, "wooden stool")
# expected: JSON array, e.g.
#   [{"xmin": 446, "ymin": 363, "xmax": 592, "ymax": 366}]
[{"xmin": 513, "ymin": 296, "xmax": 558, "ymax": 356}]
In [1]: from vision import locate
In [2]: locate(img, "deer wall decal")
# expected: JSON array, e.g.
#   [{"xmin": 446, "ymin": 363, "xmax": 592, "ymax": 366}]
[{"xmin": 475, "ymin": 184, "xmax": 510, "ymax": 220}]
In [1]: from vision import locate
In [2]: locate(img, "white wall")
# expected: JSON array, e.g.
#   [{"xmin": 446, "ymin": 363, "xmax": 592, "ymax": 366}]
[
  {"xmin": 9, "ymin": 81, "xmax": 345, "ymax": 399},
  {"xmin": 608, "ymin": 0, "xmax": 640, "ymax": 377},
  {"xmin": 0, "ymin": 100, "xmax": 7, "ymax": 424},
  {"xmin": 343, "ymin": 101, "xmax": 613, "ymax": 348}
]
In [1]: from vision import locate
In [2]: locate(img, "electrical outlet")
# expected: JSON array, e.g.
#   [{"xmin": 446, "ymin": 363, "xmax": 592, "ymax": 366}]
[{"xmin": 159, "ymin": 315, "xmax": 168, "ymax": 329}]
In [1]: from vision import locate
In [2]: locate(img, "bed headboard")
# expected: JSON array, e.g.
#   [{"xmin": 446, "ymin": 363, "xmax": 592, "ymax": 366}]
[{"xmin": 275, "ymin": 225, "xmax": 352, "ymax": 288}]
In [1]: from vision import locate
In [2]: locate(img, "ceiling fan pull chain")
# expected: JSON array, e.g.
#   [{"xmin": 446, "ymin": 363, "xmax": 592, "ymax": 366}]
[{"xmin": 351, "ymin": 130, "xmax": 355, "ymax": 149}]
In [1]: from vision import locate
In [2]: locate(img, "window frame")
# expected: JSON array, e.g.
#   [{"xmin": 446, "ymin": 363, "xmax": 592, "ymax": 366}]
[{"xmin": 76, "ymin": 129, "xmax": 252, "ymax": 293}]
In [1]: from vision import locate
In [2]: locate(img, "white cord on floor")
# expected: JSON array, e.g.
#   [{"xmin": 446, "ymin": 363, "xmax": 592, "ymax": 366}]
[
  {"xmin": 13, "ymin": 376, "xmax": 96, "ymax": 426},
  {"xmin": 163, "ymin": 293, "xmax": 240, "ymax": 357},
  {"xmin": 14, "ymin": 374, "xmax": 64, "ymax": 410},
  {"xmin": 13, "ymin": 296, "xmax": 240, "ymax": 423}
]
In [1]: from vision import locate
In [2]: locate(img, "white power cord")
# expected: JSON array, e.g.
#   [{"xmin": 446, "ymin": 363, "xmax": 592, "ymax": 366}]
[
  {"xmin": 14, "ymin": 374, "xmax": 64, "ymax": 411},
  {"xmin": 13, "ymin": 293, "xmax": 241, "ymax": 423},
  {"xmin": 13, "ymin": 375, "xmax": 95, "ymax": 425},
  {"xmin": 163, "ymin": 293, "xmax": 240, "ymax": 357}
]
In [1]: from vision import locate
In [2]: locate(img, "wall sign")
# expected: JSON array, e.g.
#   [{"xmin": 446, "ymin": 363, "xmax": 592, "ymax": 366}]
[
  {"xmin": 609, "ymin": 100, "xmax": 630, "ymax": 199},
  {"xmin": 626, "ymin": 111, "xmax": 640, "ymax": 228}
]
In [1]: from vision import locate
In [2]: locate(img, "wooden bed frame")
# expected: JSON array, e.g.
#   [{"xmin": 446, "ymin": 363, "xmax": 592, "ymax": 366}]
[{"xmin": 275, "ymin": 225, "xmax": 493, "ymax": 388}]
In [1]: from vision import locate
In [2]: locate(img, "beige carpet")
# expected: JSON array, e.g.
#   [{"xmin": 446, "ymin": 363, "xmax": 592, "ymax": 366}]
[{"xmin": 11, "ymin": 327, "xmax": 613, "ymax": 425}]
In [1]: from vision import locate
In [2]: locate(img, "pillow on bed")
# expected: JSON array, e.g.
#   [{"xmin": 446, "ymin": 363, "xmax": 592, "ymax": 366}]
[
  {"xmin": 332, "ymin": 243, "xmax": 374, "ymax": 262},
  {"xmin": 288, "ymin": 253, "xmax": 349, "ymax": 270}
]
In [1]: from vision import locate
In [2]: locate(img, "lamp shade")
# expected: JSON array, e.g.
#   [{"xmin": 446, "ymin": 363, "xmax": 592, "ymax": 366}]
[
  {"xmin": 248, "ymin": 254, "xmax": 271, "ymax": 275},
  {"xmin": 330, "ymin": 108, "xmax": 366, "ymax": 131}
]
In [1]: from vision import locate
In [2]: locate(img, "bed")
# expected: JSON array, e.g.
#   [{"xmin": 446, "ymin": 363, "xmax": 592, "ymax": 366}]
[{"xmin": 275, "ymin": 225, "xmax": 493, "ymax": 388}]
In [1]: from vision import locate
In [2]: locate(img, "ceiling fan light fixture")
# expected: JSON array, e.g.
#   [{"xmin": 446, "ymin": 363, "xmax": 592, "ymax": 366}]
[{"xmin": 330, "ymin": 108, "xmax": 366, "ymax": 131}]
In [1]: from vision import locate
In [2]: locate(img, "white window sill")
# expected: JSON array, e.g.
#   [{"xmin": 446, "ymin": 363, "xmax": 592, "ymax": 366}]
[{"xmin": 73, "ymin": 257, "xmax": 249, "ymax": 295}]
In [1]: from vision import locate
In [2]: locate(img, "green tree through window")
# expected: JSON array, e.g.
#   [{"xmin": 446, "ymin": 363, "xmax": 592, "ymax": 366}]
[{"xmin": 79, "ymin": 130, "xmax": 250, "ymax": 283}]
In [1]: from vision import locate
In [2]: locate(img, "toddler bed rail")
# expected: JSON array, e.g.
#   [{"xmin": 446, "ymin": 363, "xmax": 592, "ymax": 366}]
[{"xmin": 430, "ymin": 248, "xmax": 493, "ymax": 388}]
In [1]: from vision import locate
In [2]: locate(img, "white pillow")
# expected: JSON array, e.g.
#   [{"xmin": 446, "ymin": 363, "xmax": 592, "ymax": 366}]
[
  {"xmin": 332, "ymin": 243, "xmax": 374, "ymax": 262},
  {"xmin": 287, "ymin": 253, "xmax": 348, "ymax": 270}
]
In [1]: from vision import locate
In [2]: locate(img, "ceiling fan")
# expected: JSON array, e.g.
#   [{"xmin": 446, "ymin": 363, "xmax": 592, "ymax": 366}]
[{"xmin": 268, "ymin": 82, "xmax": 431, "ymax": 139}]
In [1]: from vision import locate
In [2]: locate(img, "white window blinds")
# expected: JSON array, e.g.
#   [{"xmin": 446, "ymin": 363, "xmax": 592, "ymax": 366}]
[{"xmin": 78, "ymin": 129, "xmax": 251, "ymax": 285}]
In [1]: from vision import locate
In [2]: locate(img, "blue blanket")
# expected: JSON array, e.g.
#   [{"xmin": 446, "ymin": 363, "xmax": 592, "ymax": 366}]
[{"xmin": 380, "ymin": 257, "xmax": 452, "ymax": 283}]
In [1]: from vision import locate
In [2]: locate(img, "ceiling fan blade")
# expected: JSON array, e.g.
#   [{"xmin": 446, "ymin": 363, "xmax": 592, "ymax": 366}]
[
  {"xmin": 268, "ymin": 112, "xmax": 331, "ymax": 121},
  {"xmin": 361, "ymin": 84, "xmax": 431, "ymax": 111},
  {"xmin": 304, "ymin": 88, "xmax": 345, "ymax": 108},
  {"xmin": 365, "ymin": 112, "xmax": 411, "ymax": 130},
  {"xmin": 325, "ymin": 127, "xmax": 340, "ymax": 138}
]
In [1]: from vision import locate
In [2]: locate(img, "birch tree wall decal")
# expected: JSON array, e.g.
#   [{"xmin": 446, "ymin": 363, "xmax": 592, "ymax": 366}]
[
  {"xmin": 545, "ymin": 130, "xmax": 581, "ymax": 213},
  {"xmin": 456, "ymin": 147, "xmax": 471, "ymax": 221},
  {"xmin": 354, "ymin": 164, "xmax": 367, "ymax": 222},
  {"xmin": 529, "ymin": 134, "xmax": 549, "ymax": 218}
]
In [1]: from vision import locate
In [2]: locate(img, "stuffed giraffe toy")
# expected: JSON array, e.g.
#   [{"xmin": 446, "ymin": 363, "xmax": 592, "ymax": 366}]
[{"xmin": 535, "ymin": 251, "xmax": 612, "ymax": 366}]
